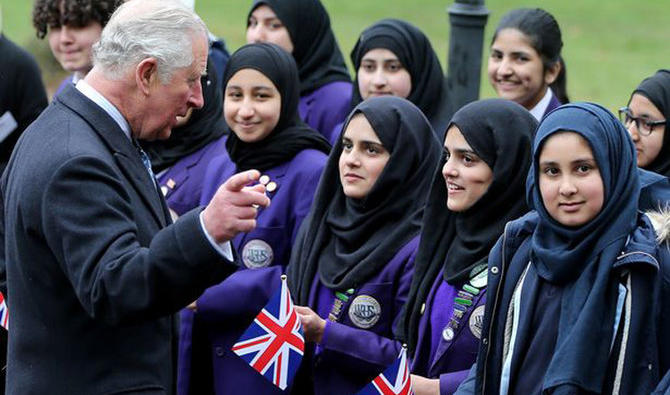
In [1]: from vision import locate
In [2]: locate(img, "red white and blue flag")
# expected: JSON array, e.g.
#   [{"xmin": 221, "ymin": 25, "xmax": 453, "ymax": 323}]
[
  {"xmin": 0, "ymin": 291, "xmax": 8, "ymax": 330},
  {"xmin": 355, "ymin": 347, "xmax": 413, "ymax": 395},
  {"xmin": 231, "ymin": 275, "xmax": 304, "ymax": 390}
]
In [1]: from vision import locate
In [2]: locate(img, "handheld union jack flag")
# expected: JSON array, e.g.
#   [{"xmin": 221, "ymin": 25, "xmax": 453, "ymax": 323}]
[
  {"xmin": 232, "ymin": 274, "xmax": 304, "ymax": 390},
  {"xmin": 354, "ymin": 347, "xmax": 413, "ymax": 395},
  {"xmin": 0, "ymin": 291, "xmax": 8, "ymax": 330}
]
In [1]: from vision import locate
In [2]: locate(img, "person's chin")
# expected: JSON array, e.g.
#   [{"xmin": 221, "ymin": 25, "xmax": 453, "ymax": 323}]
[
  {"xmin": 342, "ymin": 185, "xmax": 366, "ymax": 199},
  {"xmin": 61, "ymin": 62, "xmax": 79, "ymax": 73},
  {"xmin": 235, "ymin": 130, "xmax": 263, "ymax": 143},
  {"xmin": 637, "ymin": 154, "xmax": 651, "ymax": 168},
  {"xmin": 61, "ymin": 59, "xmax": 85, "ymax": 73},
  {"xmin": 151, "ymin": 128, "xmax": 173, "ymax": 141},
  {"xmin": 495, "ymin": 88, "xmax": 521, "ymax": 101}
]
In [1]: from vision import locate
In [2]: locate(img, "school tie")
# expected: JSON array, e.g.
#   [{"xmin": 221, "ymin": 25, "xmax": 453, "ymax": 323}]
[{"xmin": 133, "ymin": 139, "xmax": 156, "ymax": 182}]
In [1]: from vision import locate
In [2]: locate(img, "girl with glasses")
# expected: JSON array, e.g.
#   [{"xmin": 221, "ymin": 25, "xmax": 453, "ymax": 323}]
[{"xmin": 620, "ymin": 69, "xmax": 669, "ymax": 176}]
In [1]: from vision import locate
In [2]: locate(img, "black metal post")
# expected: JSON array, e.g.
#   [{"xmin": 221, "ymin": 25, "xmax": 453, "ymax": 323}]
[{"xmin": 446, "ymin": 0, "xmax": 489, "ymax": 111}]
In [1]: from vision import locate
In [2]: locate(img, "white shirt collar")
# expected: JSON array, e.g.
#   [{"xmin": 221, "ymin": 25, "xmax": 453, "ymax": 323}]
[
  {"xmin": 529, "ymin": 88, "xmax": 553, "ymax": 122},
  {"xmin": 75, "ymin": 79, "xmax": 132, "ymax": 140},
  {"xmin": 71, "ymin": 72, "xmax": 84, "ymax": 85}
]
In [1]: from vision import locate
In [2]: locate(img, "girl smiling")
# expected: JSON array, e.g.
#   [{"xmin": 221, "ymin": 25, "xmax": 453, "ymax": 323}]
[{"xmin": 455, "ymin": 103, "xmax": 670, "ymax": 395}]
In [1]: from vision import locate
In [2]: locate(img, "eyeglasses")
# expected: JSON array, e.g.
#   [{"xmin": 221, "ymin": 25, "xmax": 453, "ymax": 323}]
[{"xmin": 618, "ymin": 107, "xmax": 667, "ymax": 136}]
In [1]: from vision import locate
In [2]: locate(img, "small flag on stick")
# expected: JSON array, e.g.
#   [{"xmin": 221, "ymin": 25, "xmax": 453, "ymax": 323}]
[
  {"xmin": 354, "ymin": 346, "xmax": 413, "ymax": 395},
  {"xmin": 232, "ymin": 275, "xmax": 304, "ymax": 390}
]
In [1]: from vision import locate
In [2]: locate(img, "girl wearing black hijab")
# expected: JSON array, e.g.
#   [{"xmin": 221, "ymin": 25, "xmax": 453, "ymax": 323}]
[
  {"xmin": 396, "ymin": 99, "xmax": 537, "ymax": 395},
  {"xmin": 246, "ymin": 0, "xmax": 352, "ymax": 139},
  {"xmin": 141, "ymin": 57, "xmax": 228, "ymax": 218},
  {"xmin": 287, "ymin": 96, "xmax": 441, "ymax": 394},
  {"xmin": 177, "ymin": 43, "xmax": 330, "ymax": 395},
  {"xmin": 330, "ymin": 19, "xmax": 453, "ymax": 145},
  {"xmin": 620, "ymin": 69, "xmax": 670, "ymax": 176}
]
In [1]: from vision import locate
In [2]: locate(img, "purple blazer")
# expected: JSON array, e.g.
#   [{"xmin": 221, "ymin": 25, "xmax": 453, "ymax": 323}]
[
  {"xmin": 541, "ymin": 91, "xmax": 562, "ymax": 120},
  {"xmin": 157, "ymin": 135, "xmax": 227, "ymax": 217},
  {"xmin": 411, "ymin": 275, "xmax": 487, "ymax": 395},
  {"xmin": 294, "ymin": 236, "xmax": 419, "ymax": 395},
  {"xmin": 54, "ymin": 75, "xmax": 74, "ymax": 96},
  {"xmin": 328, "ymin": 121, "xmax": 345, "ymax": 147},
  {"xmin": 179, "ymin": 266, "xmax": 286, "ymax": 395},
  {"xmin": 177, "ymin": 143, "xmax": 327, "ymax": 395},
  {"xmin": 199, "ymin": 141, "xmax": 327, "ymax": 257},
  {"xmin": 299, "ymin": 81, "xmax": 352, "ymax": 140}
]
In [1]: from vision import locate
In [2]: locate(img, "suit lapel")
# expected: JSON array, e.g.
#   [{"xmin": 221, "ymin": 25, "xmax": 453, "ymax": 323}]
[
  {"xmin": 57, "ymin": 85, "xmax": 168, "ymax": 228},
  {"xmin": 115, "ymin": 152, "xmax": 168, "ymax": 228}
]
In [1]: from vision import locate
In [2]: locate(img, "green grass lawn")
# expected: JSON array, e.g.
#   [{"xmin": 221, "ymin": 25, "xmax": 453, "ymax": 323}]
[{"xmin": 2, "ymin": 0, "xmax": 668, "ymax": 112}]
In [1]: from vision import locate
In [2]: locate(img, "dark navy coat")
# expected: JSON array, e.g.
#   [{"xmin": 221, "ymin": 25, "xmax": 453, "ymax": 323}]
[
  {"xmin": 0, "ymin": 85, "xmax": 236, "ymax": 395},
  {"xmin": 455, "ymin": 213, "xmax": 670, "ymax": 395}
]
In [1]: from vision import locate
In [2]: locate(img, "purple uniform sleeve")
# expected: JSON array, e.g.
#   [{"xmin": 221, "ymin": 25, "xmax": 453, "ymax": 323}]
[
  {"xmin": 290, "ymin": 155, "xmax": 326, "ymax": 244},
  {"xmin": 196, "ymin": 266, "xmax": 283, "ymax": 322},
  {"xmin": 318, "ymin": 246, "xmax": 415, "ymax": 367},
  {"xmin": 440, "ymin": 369, "xmax": 471, "ymax": 395},
  {"xmin": 452, "ymin": 363, "xmax": 477, "ymax": 395}
]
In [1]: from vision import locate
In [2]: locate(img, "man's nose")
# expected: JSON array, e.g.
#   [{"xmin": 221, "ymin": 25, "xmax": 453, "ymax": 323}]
[{"xmin": 188, "ymin": 79, "xmax": 204, "ymax": 109}]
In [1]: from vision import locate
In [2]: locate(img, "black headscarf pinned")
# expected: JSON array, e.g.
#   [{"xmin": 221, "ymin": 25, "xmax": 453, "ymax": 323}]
[
  {"xmin": 629, "ymin": 69, "xmax": 670, "ymax": 176},
  {"xmin": 222, "ymin": 43, "xmax": 330, "ymax": 172},
  {"xmin": 247, "ymin": 0, "xmax": 351, "ymax": 95},
  {"xmin": 350, "ymin": 19, "xmax": 453, "ymax": 137},
  {"xmin": 397, "ymin": 99, "xmax": 537, "ymax": 354},
  {"xmin": 287, "ymin": 96, "xmax": 441, "ymax": 305},
  {"xmin": 141, "ymin": 58, "xmax": 227, "ymax": 172}
]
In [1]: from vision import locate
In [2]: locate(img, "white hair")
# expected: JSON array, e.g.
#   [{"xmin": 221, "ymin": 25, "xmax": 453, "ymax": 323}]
[
  {"xmin": 92, "ymin": 0, "xmax": 207, "ymax": 84},
  {"xmin": 177, "ymin": 0, "xmax": 196, "ymax": 11}
]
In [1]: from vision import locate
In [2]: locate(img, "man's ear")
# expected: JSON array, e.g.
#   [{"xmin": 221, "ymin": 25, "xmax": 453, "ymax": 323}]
[{"xmin": 135, "ymin": 58, "xmax": 158, "ymax": 95}]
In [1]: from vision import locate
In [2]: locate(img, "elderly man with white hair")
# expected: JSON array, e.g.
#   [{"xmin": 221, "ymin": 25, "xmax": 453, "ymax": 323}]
[{"xmin": 0, "ymin": 0, "xmax": 269, "ymax": 393}]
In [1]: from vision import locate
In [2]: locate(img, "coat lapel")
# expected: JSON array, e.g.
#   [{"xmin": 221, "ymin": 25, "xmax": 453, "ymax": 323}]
[{"xmin": 57, "ymin": 85, "xmax": 168, "ymax": 228}]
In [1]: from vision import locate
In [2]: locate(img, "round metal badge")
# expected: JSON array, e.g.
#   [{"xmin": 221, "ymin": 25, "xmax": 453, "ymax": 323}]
[
  {"xmin": 469, "ymin": 305, "xmax": 485, "ymax": 339},
  {"xmin": 469, "ymin": 268, "xmax": 488, "ymax": 289},
  {"xmin": 442, "ymin": 326, "xmax": 455, "ymax": 341},
  {"xmin": 241, "ymin": 239, "xmax": 274, "ymax": 269},
  {"xmin": 348, "ymin": 295, "xmax": 381, "ymax": 329}
]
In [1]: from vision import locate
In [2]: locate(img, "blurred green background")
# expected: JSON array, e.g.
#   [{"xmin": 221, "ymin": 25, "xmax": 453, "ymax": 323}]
[{"xmin": 1, "ymin": 0, "xmax": 668, "ymax": 112}]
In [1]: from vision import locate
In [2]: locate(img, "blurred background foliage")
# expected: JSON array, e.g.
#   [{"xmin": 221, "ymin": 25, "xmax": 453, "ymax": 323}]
[{"xmin": 1, "ymin": 0, "xmax": 668, "ymax": 112}]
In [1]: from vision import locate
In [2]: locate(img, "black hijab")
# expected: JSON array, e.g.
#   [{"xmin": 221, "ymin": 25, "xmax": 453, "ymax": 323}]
[
  {"xmin": 629, "ymin": 69, "xmax": 670, "ymax": 176},
  {"xmin": 287, "ymin": 96, "xmax": 441, "ymax": 305},
  {"xmin": 141, "ymin": 58, "xmax": 227, "ymax": 172},
  {"xmin": 350, "ymin": 19, "xmax": 453, "ymax": 137},
  {"xmin": 222, "ymin": 43, "xmax": 330, "ymax": 172},
  {"xmin": 248, "ymin": 0, "xmax": 351, "ymax": 95},
  {"xmin": 397, "ymin": 99, "xmax": 537, "ymax": 354}
]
